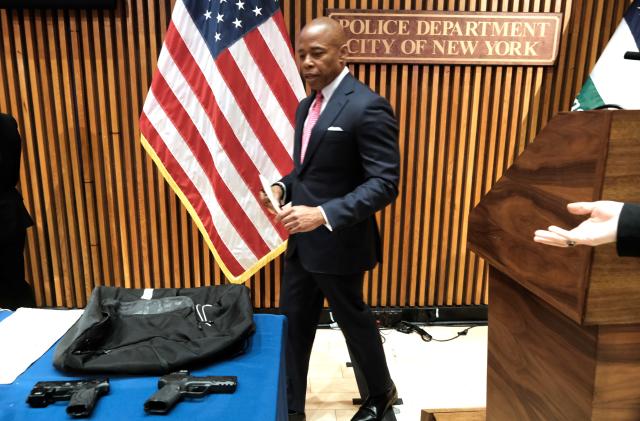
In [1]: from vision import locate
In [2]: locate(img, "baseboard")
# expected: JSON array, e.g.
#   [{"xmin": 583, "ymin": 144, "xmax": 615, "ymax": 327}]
[{"xmin": 255, "ymin": 305, "xmax": 488, "ymax": 328}]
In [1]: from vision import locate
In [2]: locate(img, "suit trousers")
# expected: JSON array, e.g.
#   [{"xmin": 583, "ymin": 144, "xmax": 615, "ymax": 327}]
[
  {"xmin": 280, "ymin": 252, "xmax": 393, "ymax": 413},
  {"xmin": 0, "ymin": 228, "xmax": 35, "ymax": 310}
]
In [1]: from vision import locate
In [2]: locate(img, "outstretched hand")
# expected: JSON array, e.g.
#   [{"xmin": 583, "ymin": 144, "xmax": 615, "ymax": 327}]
[{"xmin": 533, "ymin": 201, "xmax": 624, "ymax": 247}]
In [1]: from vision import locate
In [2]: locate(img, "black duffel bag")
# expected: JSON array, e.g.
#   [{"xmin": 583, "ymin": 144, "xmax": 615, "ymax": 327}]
[{"xmin": 53, "ymin": 284, "xmax": 255, "ymax": 374}]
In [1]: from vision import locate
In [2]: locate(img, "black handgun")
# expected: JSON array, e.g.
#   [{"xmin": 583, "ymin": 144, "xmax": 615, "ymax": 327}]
[
  {"xmin": 26, "ymin": 378, "xmax": 110, "ymax": 417},
  {"xmin": 144, "ymin": 370, "xmax": 237, "ymax": 414}
]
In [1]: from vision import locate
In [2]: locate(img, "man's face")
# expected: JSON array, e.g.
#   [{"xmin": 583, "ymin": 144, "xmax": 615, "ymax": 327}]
[{"xmin": 296, "ymin": 25, "xmax": 346, "ymax": 91}]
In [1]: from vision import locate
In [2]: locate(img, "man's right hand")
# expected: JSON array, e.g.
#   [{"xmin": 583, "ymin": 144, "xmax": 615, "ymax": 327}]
[
  {"xmin": 533, "ymin": 201, "xmax": 624, "ymax": 247},
  {"xmin": 259, "ymin": 184, "xmax": 284, "ymax": 215}
]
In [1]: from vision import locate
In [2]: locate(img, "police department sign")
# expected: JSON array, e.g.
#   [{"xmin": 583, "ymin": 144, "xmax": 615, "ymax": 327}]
[{"xmin": 328, "ymin": 9, "xmax": 563, "ymax": 65}]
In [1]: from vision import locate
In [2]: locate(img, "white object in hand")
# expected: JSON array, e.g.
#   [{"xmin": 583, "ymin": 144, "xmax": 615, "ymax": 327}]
[{"xmin": 259, "ymin": 174, "xmax": 281, "ymax": 213}]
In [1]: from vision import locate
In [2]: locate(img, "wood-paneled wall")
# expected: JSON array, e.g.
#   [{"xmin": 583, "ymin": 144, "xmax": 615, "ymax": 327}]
[{"xmin": 0, "ymin": 0, "xmax": 631, "ymax": 309}]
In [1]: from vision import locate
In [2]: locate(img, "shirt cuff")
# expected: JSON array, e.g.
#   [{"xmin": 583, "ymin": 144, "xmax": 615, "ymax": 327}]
[
  {"xmin": 273, "ymin": 182, "xmax": 286, "ymax": 205},
  {"xmin": 318, "ymin": 206, "xmax": 333, "ymax": 231}
]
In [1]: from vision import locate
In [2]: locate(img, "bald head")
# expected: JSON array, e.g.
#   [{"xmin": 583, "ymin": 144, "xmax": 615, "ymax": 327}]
[
  {"xmin": 301, "ymin": 17, "xmax": 347, "ymax": 49},
  {"xmin": 296, "ymin": 17, "xmax": 349, "ymax": 91}
]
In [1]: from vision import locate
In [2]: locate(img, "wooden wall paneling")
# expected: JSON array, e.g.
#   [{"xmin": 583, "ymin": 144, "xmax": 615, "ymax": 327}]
[
  {"xmin": 389, "ymin": 60, "xmax": 402, "ymax": 307},
  {"xmin": 515, "ymin": 68, "xmax": 532, "ymax": 158},
  {"xmin": 608, "ymin": 1, "xmax": 624, "ymax": 49},
  {"xmin": 24, "ymin": 9, "xmax": 68, "ymax": 306},
  {"xmin": 79, "ymin": 11, "xmax": 109, "ymax": 294},
  {"xmin": 263, "ymin": 259, "xmax": 271, "ymax": 308},
  {"xmin": 462, "ymin": 89, "xmax": 478, "ymax": 305},
  {"xmin": 168, "ymin": 196, "xmax": 180, "ymax": 287},
  {"xmin": 61, "ymin": 13, "xmax": 94, "ymax": 306},
  {"xmin": 456, "ymin": 66, "xmax": 472, "ymax": 306},
  {"xmin": 445, "ymin": 65, "xmax": 461, "ymax": 305},
  {"xmin": 95, "ymin": 10, "xmax": 125, "ymax": 291},
  {"xmin": 587, "ymin": 2, "xmax": 605, "ymax": 80},
  {"xmin": 573, "ymin": 1, "xmax": 592, "ymax": 105},
  {"xmin": 48, "ymin": 11, "xmax": 86, "ymax": 306},
  {"xmin": 39, "ymin": 9, "xmax": 77, "ymax": 306},
  {"xmin": 140, "ymin": 6, "xmax": 166, "ymax": 291},
  {"xmin": 70, "ymin": 11, "xmax": 100, "ymax": 300},
  {"xmin": 115, "ymin": 5, "xmax": 144, "ymax": 290},
  {"xmin": 413, "ymin": 65, "xmax": 429, "ymax": 307},
  {"xmin": 433, "ymin": 65, "xmax": 448, "ymax": 305},
  {"xmin": 128, "ymin": 2, "xmax": 148, "ymax": 289},
  {"xmin": 457, "ymin": 66, "xmax": 475, "ymax": 305},
  {"xmin": 394, "ymin": 62, "xmax": 410, "ymax": 306},
  {"xmin": 405, "ymin": 64, "xmax": 420, "ymax": 307},
  {"xmin": 0, "ymin": 0, "xmax": 632, "ymax": 309},
  {"xmin": 179, "ymin": 200, "xmax": 190, "ymax": 288},
  {"xmin": 505, "ymin": 68, "xmax": 523, "ymax": 169},
  {"xmin": 425, "ymin": 66, "xmax": 439, "ymax": 306},
  {"xmin": 65, "ymin": 12, "xmax": 97, "ymax": 304},
  {"xmin": 107, "ymin": 11, "xmax": 134, "ymax": 290},
  {"xmin": 495, "ymin": 67, "xmax": 511, "ymax": 180},
  {"xmin": 552, "ymin": 0, "xmax": 575, "ymax": 114}
]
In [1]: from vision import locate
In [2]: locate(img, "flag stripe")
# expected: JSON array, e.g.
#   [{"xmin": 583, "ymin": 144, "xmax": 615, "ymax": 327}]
[
  {"xmin": 272, "ymin": 11, "xmax": 294, "ymax": 57},
  {"xmin": 143, "ymin": 91, "xmax": 257, "ymax": 270},
  {"xmin": 228, "ymin": 38, "xmax": 296, "ymax": 153},
  {"xmin": 172, "ymin": 2, "xmax": 291, "ymax": 178},
  {"xmin": 215, "ymin": 49, "xmax": 292, "ymax": 175},
  {"xmin": 150, "ymin": 73, "xmax": 272, "ymax": 258},
  {"xmin": 242, "ymin": 29, "xmax": 298, "ymax": 126},
  {"xmin": 258, "ymin": 18, "xmax": 306, "ymax": 103},
  {"xmin": 140, "ymin": 112, "xmax": 245, "ymax": 275},
  {"xmin": 162, "ymin": 25, "xmax": 288, "ymax": 241}
]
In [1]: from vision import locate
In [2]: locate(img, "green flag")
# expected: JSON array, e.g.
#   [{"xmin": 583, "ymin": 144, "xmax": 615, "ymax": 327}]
[{"xmin": 573, "ymin": 0, "xmax": 640, "ymax": 111}]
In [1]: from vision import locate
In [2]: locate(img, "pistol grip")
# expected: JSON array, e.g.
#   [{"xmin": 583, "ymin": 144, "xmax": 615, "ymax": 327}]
[
  {"xmin": 67, "ymin": 387, "xmax": 98, "ymax": 418},
  {"xmin": 144, "ymin": 384, "xmax": 182, "ymax": 414}
]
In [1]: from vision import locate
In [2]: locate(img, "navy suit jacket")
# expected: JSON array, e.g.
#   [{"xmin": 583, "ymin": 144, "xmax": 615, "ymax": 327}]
[
  {"xmin": 617, "ymin": 203, "xmax": 640, "ymax": 257},
  {"xmin": 279, "ymin": 73, "xmax": 400, "ymax": 275},
  {"xmin": 0, "ymin": 113, "xmax": 33, "ymax": 245}
]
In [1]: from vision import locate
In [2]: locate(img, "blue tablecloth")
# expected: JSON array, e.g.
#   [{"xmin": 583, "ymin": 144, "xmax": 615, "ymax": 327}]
[{"xmin": 0, "ymin": 311, "xmax": 287, "ymax": 421}]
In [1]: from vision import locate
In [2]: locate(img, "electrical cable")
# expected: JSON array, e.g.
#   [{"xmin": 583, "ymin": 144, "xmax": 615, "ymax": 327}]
[{"xmin": 394, "ymin": 321, "xmax": 476, "ymax": 342}]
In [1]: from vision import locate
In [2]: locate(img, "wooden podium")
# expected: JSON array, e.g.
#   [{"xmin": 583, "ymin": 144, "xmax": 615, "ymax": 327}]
[{"xmin": 468, "ymin": 110, "xmax": 640, "ymax": 420}]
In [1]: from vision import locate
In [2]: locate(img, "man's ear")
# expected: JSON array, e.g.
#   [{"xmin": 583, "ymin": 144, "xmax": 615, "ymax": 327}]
[{"xmin": 338, "ymin": 43, "xmax": 349, "ymax": 65}]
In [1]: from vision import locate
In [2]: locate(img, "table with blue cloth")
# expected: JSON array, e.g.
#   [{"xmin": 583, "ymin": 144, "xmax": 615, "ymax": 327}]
[{"xmin": 0, "ymin": 311, "xmax": 287, "ymax": 421}]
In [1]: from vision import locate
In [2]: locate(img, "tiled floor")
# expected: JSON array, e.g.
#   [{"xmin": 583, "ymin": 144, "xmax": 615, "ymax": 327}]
[{"xmin": 304, "ymin": 324, "xmax": 488, "ymax": 421}]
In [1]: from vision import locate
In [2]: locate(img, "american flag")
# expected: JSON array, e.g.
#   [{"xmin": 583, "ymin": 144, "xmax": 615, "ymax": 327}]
[{"xmin": 139, "ymin": 0, "xmax": 305, "ymax": 283}]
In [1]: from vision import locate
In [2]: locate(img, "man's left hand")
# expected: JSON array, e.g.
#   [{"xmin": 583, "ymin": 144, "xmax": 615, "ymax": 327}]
[{"xmin": 276, "ymin": 205, "xmax": 325, "ymax": 234}]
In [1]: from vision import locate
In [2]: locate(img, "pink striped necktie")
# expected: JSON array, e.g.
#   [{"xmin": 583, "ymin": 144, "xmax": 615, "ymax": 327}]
[{"xmin": 300, "ymin": 92, "xmax": 324, "ymax": 162}]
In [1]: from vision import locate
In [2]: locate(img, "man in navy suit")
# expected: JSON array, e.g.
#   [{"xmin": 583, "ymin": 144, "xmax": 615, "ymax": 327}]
[
  {"xmin": 0, "ymin": 113, "xmax": 35, "ymax": 310},
  {"xmin": 261, "ymin": 17, "xmax": 400, "ymax": 421}
]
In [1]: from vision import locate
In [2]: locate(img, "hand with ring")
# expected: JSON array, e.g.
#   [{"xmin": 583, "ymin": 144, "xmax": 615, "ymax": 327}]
[{"xmin": 533, "ymin": 201, "xmax": 623, "ymax": 248}]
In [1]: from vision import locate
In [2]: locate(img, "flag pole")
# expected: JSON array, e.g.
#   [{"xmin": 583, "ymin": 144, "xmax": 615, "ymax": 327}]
[{"xmin": 624, "ymin": 51, "xmax": 640, "ymax": 60}]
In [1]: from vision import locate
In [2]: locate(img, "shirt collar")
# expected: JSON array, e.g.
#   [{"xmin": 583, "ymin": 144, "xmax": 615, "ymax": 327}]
[{"xmin": 318, "ymin": 67, "xmax": 349, "ymax": 103}]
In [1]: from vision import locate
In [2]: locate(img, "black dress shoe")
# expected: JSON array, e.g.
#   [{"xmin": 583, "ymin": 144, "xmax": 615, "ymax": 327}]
[
  {"xmin": 288, "ymin": 410, "xmax": 306, "ymax": 421},
  {"xmin": 351, "ymin": 384, "xmax": 398, "ymax": 421}
]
